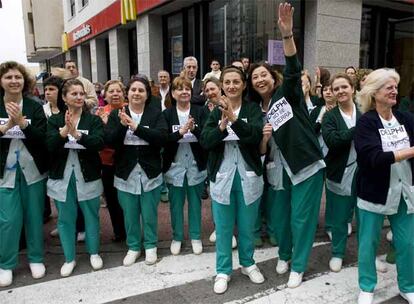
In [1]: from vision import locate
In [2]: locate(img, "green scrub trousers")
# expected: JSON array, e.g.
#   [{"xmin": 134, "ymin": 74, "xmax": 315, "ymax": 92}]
[
  {"xmin": 358, "ymin": 199, "xmax": 414, "ymax": 293},
  {"xmin": 326, "ymin": 188, "xmax": 357, "ymax": 258},
  {"xmin": 117, "ymin": 185, "xmax": 161, "ymax": 251},
  {"xmin": 55, "ymin": 173, "xmax": 101, "ymax": 262},
  {"xmin": 271, "ymin": 169, "xmax": 324, "ymax": 273},
  {"xmin": 212, "ymin": 171, "xmax": 260, "ymax": 275},
  {"xmin": 168, "ymin": 176, "xmax": 203, "ymax": 241},
  {"xmin": 0, "ymin": 167, "xmax": 45, "ymax": 269}
]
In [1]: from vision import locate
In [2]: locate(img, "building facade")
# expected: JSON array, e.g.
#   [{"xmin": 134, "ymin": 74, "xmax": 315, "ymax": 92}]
[{"xmin": 23, "ymin": 0, "xmax": 414, "ymax": 95}]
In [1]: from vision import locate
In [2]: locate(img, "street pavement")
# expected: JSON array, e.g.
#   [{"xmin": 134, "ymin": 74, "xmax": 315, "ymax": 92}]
[{"xmin": 0, "ymin": 197, "xmax": 406, "ymax": 304}]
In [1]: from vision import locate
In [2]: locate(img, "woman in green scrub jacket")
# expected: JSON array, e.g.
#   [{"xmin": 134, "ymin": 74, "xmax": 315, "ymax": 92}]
[
  {"xmin": 355, "ymin": 68, "xmax": 414, "ymax": 304},
  {"xmin": 321, "ymin": 74, "xmax": 360, "ymax": 272},
  {"xmin": 203, "ymin": 78, "xmax": 238, "ymax": 249},
  {"xmin": 105, "ymin": 76, "xmax": 167, "ymax": 267},
  {"xmin": 259, "ymin": 3, "xmax": 325, "ymax": 289},
  {"xmin": 47, "ymin": 78, "xmax": 104, "ymax": 277},
  {"xmin": 200, "ymin": 66, "xmax": 265, "ymax": 294},
  {"xmin": 0, "ymin": 61, "xmax": 48, "ymax": 287},
  {"xmin": 163, "ymin": 77, "xmax": 207, "ymax": 255}
]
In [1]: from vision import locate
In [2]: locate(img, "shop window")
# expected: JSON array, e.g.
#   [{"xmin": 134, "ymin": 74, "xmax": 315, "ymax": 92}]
[{"xmin": 207, "ymin": 0, "xmax": 302, "ymax": 68}]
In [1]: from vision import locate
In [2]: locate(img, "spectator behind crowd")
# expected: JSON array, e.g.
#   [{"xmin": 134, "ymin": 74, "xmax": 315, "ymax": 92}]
[
  {"xmin": 356, "ymin": 69, "xmax": 373, "ymax": 92},
  {"xmin": 398, "ymin": 79, "xmax": 414, "ymax": 114},
  {"xmin": 43, "ymin": 76, "xmax": 63, "ymax": 118},
  {"xmin": 64, "ymin": 60, "xmax": 98, "ymax": 110},
  {"xmin": 231, "ymin": 59, "xmax": 244, "ymax": 71},
  {"xmin": 241, "ymin": 56, "xmax": 250, "ymax": 72},
  {"xmin": 345, "ymin": 66, "xmax": 357, "ymax": 85},
  {"xmin": 157, "ymin": 70, "xmax": 171, "ymax": 110},
  {"xmin": 183, "ymin": 56, "xmax": 206, "ymax": 106},
  {"xmin": 203, "ymin": 59, "xmax": 221, "ymax": 81},
  {"xmin": 94, "ymin": 82, "xmax": 105, "ymax": 107}
]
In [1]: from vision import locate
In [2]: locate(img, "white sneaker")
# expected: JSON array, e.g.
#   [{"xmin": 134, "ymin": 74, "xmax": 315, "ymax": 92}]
[
  {"xmin": 232, "ymin": 235, "xmax": 237, "ymax": 249},
  {"xmin": 145, "ymin": 248, "xmax": 157, "ymax": 265},
  {"xmin": 358, "ymin": 290, "xmax": 374, "ymax": 304},
  {"xmin": 191, "ymin": 240, "xmax": 203, "ymax": 255},
  {"xmin": 170, "ymin": 240, "xmax": 182, "ymax": 255},
  {"xmin": 276, "ymin": 259, "xmax": 289, "ymax": 274},
  {"xmin": 29, "ymin": 263, "xmax": 46, "ymax": 279},
  {"xmin": 329, "ymin": 257, "xmax": 343, "ymax": 272},
  {"xmin": 77, "ymin": 232, "xmax": 85, "ymax": 242},
  {"xmin": 214, "ymin": 274, "xmax": 230, "ymax": 294},
  {"xmin": 241, "ymin": 264, "xmax": 265, "ymax": 284},
  {"xmin": 50, "ymin": 228, "xmax": 59, "ymax": 237},
  {"xmin": 209, "ymin": 230, "xmax": 216, "ymax": 243},
  {"xmin": 123, "ymin": 250, "xmax": 140, "ymax": 266},
  {"xmin": 287, "ymin": 271, "xmax": 303, "ymax": 288},
  {"xmin": 347, "ymin": 223, "xmax": 352, "ymax": 236},
  {"xmin": 386, "ymin": 230, "xmax": 393, "ymax": 242},
  {"xmin": 0, "ymin": 269, "xmax": 12, "ymax": 287},
  {"xmin": 60, "ymin": 261, "xmax": 76, "ymax": 277},
  {"xmin": 400, "ymin": 292, "xmax": 414, "ymax": 304},
  {"xmin": 375, "ymin": 258, "xmax": 388, "ymax": 273},
  {"xmin": 90, "ymin": 254, "xmax": 103, "ymax": 270},
  {"xmin": 326, "ymin": 230, "xmax": 332, "ymax": 241}
]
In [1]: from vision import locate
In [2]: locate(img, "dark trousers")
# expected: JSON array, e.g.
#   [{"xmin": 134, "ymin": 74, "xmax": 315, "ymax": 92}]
[{"xmin": 102, "ymin": 165, "xmax": 126, "ymax": 239}]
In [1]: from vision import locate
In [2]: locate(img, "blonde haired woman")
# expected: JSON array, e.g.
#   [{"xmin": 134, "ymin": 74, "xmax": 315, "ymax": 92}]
[{"xmin": 355, "ymin": 68, "xmax": 414, "ymax": 304}]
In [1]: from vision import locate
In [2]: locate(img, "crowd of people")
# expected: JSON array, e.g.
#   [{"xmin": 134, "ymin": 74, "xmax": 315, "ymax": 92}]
[{"xmin": 0, "ymin": 3, "xmax": 413, "ymax": 304}]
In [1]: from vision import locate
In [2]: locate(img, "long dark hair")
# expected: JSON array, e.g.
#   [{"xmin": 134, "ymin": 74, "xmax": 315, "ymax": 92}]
[{"xmin": 247, "ymin": 62, "xmax": 280, "ymax": 103}]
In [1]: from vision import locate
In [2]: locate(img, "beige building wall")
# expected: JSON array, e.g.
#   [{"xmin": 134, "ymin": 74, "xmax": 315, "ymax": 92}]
[
  {"xmin": 22, "ymin": 0, "xmax": 64, "ymax": 62},
  {"xmin": 304, "ymin": 0, "xmax": 363, "ymax": 74}
]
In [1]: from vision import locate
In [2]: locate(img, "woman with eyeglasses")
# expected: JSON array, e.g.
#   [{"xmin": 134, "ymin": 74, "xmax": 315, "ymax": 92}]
[{"xmin": 355, "ymin": 68, "xmax": 414, "ymax": 304}]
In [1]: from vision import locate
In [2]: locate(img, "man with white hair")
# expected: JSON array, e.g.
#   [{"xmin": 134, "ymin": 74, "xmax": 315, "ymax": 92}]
[{"xmin": 183, "ymin": 56, "xmax": 206, "ymax": 106}]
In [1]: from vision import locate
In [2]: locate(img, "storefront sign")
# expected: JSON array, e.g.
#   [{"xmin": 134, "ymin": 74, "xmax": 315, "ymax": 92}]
[
  {"xmin": 268, "ymin": 40, "xmax": 286, "ymax": 65},
  {"xmin": 73, "ymin": 24, "xmax": 92, "ymax": 41},
  {"xmin": 172, "ymin": 35, "xmax": 183, "ymax": 75}
]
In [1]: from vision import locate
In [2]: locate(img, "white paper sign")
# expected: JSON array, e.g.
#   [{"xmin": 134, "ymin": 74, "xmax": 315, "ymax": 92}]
[
  {"xmin": 172, "ymin": 125, "xmax": 198, "ymax": 143},
  {"xmin": 64, "ymin": 129, "xmax": 89, "ymax": 149},
  {"xmin": 379, "ymin": 125, "xmax": 410, "ymax": 152},
  {"xmin": 0, "ymin": 118, "xmax": 31, "ymax": 139},
  {"xmin": 267, "ymin": 97, "xmax": 293, "ymax": 131},
  {"xmin": 123, "ymin": 126, "xmax": 149, "ymax": 146}
]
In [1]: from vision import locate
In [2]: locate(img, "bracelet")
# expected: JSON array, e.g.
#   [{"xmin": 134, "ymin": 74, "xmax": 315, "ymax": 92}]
[{"xmin": 283, "ymin": 33, "xmax": 293, "ymax": 40}]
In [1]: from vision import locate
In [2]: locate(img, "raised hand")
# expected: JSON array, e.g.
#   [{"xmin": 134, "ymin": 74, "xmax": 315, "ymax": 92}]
[
  {"xmin": 278, "ymin": 2, "xmax": 294, "ymax": 36},
  {"xmin": 5, "ymin": 102, "xmax": 26, "ymax": 129},
  {"xmin": 119, "ymin": 108, "xmax": 137, "ymax": 131},
  {"xmin": 219, "ymin": 111, "xmax": 229, "ymax": 132},
  {"xmin": 219, "ymin": 96, "xmax": 237, "ymax": 123},
  {"xmin": 262, "ymin": 123, "xmax": 273, "ymax": 144}
]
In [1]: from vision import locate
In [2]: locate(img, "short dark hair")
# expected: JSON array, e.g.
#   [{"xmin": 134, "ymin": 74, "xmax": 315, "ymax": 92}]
[
  {"xmin": 64, "ymin": 60, "xmax": 77, "ymax": 68},
  {"xmin": 43, "ymin": 76, "xmax": 64, "ymax": 90}
]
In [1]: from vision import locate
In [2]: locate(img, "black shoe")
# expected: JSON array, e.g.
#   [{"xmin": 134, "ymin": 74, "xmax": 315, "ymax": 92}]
[
  {"xmin": 201, "ymin": 188, "xmax": 209, "ymax": 200},
  {"xmin": 112, "ymin": 235, "xmax": 126, "ymax": 242}
]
